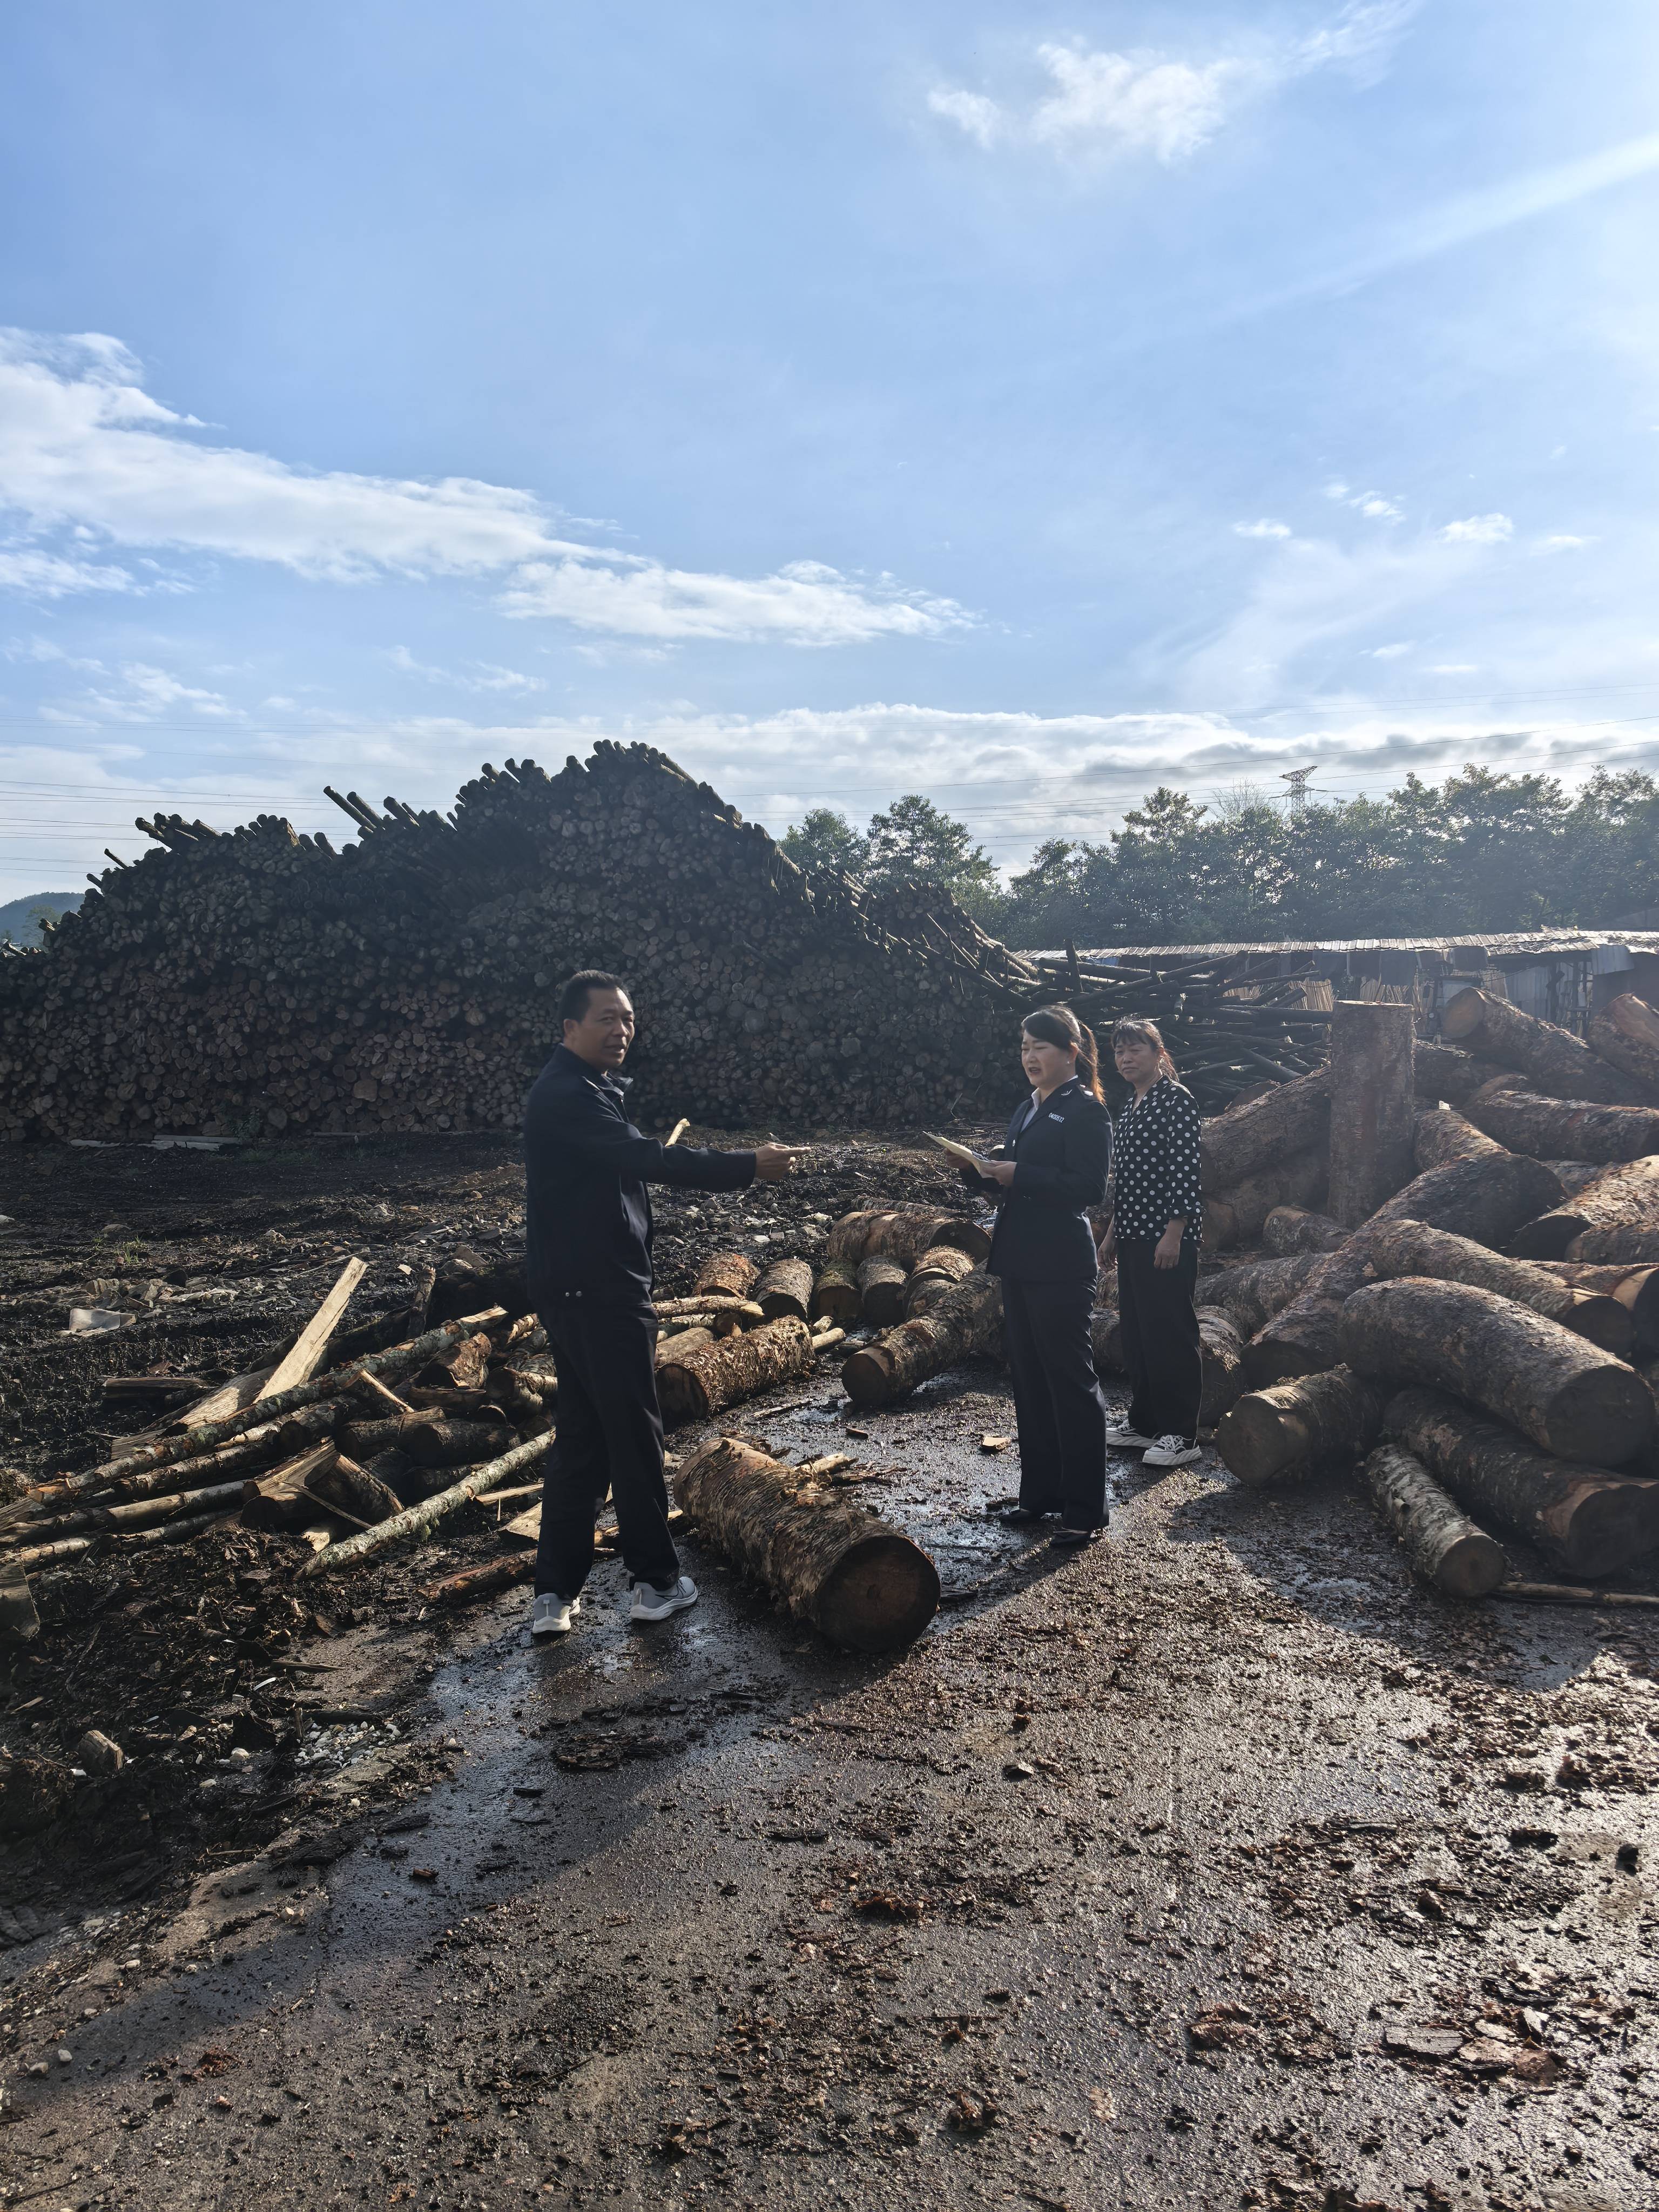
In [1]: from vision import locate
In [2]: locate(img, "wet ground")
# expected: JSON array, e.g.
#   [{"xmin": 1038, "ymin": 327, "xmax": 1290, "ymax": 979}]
[{"xmin": 3, "ymin": 1134, "xmax": 1658, "ymax": 2211}]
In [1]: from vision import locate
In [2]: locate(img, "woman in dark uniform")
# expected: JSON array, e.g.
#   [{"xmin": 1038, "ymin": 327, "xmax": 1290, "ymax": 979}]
[
  {"xmin": 964, "ymin": 1006, "xmax": 1114, "ymax": 1548},
  {"xmin": 1098, "ymin": 1016, "xmax": 1204, "ymax": 1468}
]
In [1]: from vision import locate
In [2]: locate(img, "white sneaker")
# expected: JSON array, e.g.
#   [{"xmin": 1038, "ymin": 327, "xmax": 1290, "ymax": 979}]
[
  {"xmin": 630, "ymin": 1573, "xmax": 699, "ymax": 1623},
  {"xmin": 531, "ymin": 1591, "xmax": 579, "ymax": 1639},
  {"xmin": 1104, "ymin": 1422, "xmax": 1159, "ymax": 1450},
  {"xmin": 1142, "ymin": 1435, "xmax": 1201, "ymax": 1468}
]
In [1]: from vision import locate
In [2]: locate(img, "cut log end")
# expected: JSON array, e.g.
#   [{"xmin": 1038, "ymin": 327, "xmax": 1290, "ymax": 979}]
[{"xmin": 816, "ymin": 1535, "xmax": 942, "ymax": 1654}]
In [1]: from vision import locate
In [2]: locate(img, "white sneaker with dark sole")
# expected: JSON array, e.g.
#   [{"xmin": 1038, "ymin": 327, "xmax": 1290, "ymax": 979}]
[
  {"xmin": 1104, "ymin": 1423, "xmax": 1159, "ymax": 1450},
  {"xmin": 630, "ymin": 1574, "xmax": 699, "ymax": 1623},
  {"xmin": 1141, "ymin": 1435, "xmax": 1201, "ymax": 1468},
  {"xmin": 531, "ymin": 1591, "xmax": 580, "ymax": 1638}
]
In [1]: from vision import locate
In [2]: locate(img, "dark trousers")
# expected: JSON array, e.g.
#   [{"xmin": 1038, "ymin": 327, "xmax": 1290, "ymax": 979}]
[
  {"xmin": 534, "ymin": 1297, "xmax": 680, "ymax": 1597},
  {"xmin": 1116, "ymin": 1236, "xmax": 1202, "ymax": 1445},
  {"xmin": 1001, "ymin": 1277, "xmax": 1109, "ymax": 1529}
]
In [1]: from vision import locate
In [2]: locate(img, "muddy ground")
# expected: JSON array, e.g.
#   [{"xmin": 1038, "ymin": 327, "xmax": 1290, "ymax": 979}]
[{"xmin": 2, "ymin": 1130, "xmax": 1656, "ymax": 2212}]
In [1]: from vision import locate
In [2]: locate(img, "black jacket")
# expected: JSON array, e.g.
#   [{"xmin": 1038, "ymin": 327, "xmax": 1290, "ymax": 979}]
[
  {"xmin": 972, "ymin": 1077, "xmax": 1113, "ymax": 1285},
  {"xmin": 524, "ymin": 1045, "xmax": 756, "ymax": 1306}
]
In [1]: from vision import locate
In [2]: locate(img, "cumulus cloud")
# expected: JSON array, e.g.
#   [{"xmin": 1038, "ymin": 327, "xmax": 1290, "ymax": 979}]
[
  {"xmin": 928, "ymin": 2, "xmax": 1420, "ymax": 165},
  {"xmin": 1234, "ymin": 518, "xmax": 1292, "ymax": 539},
  {"xmin": 1325, "ymin": 480, "xmax": 1404, "ymax": 521},
  {"xmin": 0, "ymin": 330, "xmax": 968, "ymax": 646},
  {"xmin": 1439, "ymin": 513, "xmax": 1514, "ymax": 545}
]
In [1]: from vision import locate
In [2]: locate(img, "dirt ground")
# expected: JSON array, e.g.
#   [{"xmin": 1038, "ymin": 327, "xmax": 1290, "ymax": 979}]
[{"xmin": 2, "ymin": 1130, "xmax": 1656, "ymax": 2212}]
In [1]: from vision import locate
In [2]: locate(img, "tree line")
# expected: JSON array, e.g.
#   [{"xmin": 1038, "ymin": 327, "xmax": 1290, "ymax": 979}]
[{"xmin": 783, "ymin": 768, "xmax": 1659, "ymax": 949}]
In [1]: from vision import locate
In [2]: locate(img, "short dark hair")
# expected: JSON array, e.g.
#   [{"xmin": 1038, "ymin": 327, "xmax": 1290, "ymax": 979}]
[{"xmin": 559, "ymin": 969, "xmax": 630, "ymax": 1026}]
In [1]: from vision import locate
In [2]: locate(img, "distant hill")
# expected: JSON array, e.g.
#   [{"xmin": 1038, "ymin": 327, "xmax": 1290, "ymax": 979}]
[{"xmin": 0, "ymin": 891, "xmax": 82, "ymax": 947}]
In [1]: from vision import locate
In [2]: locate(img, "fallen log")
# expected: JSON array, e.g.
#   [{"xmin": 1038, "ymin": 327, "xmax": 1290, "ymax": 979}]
[
  {"xmin": 1384, "ymin": 1385, "xmax": 1659, "ymax": 1577},
  {"xmin": 257, "ymin": 1257, "xmax": 367, "ymax": 1400},
  {"xmin": 656, "ymin": 1325, "xmax": 714, "ymax": 1363},
  {"xmin": 755, "ymin": 1257, "xmax": 814, "ymax": 1324},
  {"xmin": 1198, "ymin": 1311, "xmax": 1247, "ymax": 1426},
  {"xmin": 1413, "ymin": 1107, "xmax": 1506, "ymax": 1171},
  {"xmin": 857, "ymin": 1255, "xmax": 909, "ymax": 1327},
  {"xmin": 1414, "ymin": 1041, "xmax": 1508, "ymax": 1106},
  {"xmin": 1206, "ymin": 1148, "xmax": 1328, "ymax": 1249},
  {"xmin": 825, "ymin": 1208, "xmax": 892, "ymax": 1260},
  {"xmin": 305, "ymin": 1454, "xmax": 403, "ymax": 1527},
  {"xmin": 1532, "ymin": 1261, "xmax": 1659, "ymax": 1355},
  {"xmin": 825, "ymin": 1207, "xmax": 989, "ymax": 1267},
  {"xmin": 1262, "ymin": 1206, "xmax": 1346, "ymax": 1257},
  {"xmin": 241, "ymin": 1444, "xmax": 341, "ymax": 1532},
  {"xmin": 903, "ymin": 1243, "xmax": 977, "ymax": 1315},
  {"xmin": 1570, "ymin": 1225, "xmax": 1659, "ymax": 1264},
  {"xmin": 1214, "ymin": 1365, "xmax": 1384, "ymax": 1488},
  {"xmin": 1587, "ymin": 995, "xmax": 1659, "ymax": 1102},
  {"xmin": 1195, "ymin": 1252, "xmax": 1324, "ymax": 1340},
  {"xmin": 1242, "ymin": 1231, "xmax": 1392, "ymax": 1388},
  {"xmin": 1495, "ymin": 1581, "xmax": 1659, "ymax": 1609},
  {"xmin": 1362, "ymin": 1441, "xmax": 1507, "ymax": 1598},
  {"xmin": 298, "ymin": 1430, "xmax": 557, "ymax": 1580},
  {"xmin": 15, "ymin": 1507, "xmax": 231, "ymax": 1570},
  {"xmin": 1463, "ymin": 1083, "xmax": 1659, "ymax": 1165},
  {"xmin": 693, "ymin": 1251, "xmax": 759, "ymax": 1301},
  {"xmin": 1339, "ymin": 1278, "xmax": 1654, "ymax": 1466},
  {"xmin": 1199, "ymin": 1068, "xmax": 1330, "ymax": 1191},
  {"xmin": 1440, "ymin": 987, "xmax": 1651, "ymax": 1106},
  {"xmin": 1363, "ymin": 1219, "xmax": 1634, "ymax": 1356},
  {"xmin": 809, "ymin": 1260, "xmax": 862, "ymax": 1327},
  {"xmin": 841, "ymin": 1272, "xmax": 1004, "ymax": 1410},
  {"xmin": 673, "ymin": 1435, "xmax": 940, "ymax": 1653},
  {"xmin": 1328, "ymin": 1000, "xmax": 1417, "ymax": 1225},
  {"xmin": 3, "ymin": 1476, "xmax": 250, "ymax": 1548},
  {"xmin": 417, "ymin": 1553, "xmax": 537, "ymax": 1606},
  {"xmin": 1509, "ymin": 1155, "xmax": 1659, "ymax": 1258},
  {"xmin": 1370, "ymin": 1150, "xmax": 1565, "ymax": 1242},
  {"xmin": 653, "ymin": 1293, "xmax": 765, "ymax": 1318},
  {"xmin": 657, "ymin": 1316, "xmax": 817, "ymax": 1424}
]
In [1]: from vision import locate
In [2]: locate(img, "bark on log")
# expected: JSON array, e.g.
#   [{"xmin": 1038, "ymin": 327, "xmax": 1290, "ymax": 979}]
[
  {"xmin": 866, "ymin": 1209, "xmax": 989, "ymax": 1267},
  {"xmin": 1362, "ymin": 1441, "xmax": 1507, "ymax": 1598},
  {"xmin": 1440, "ymin": 986, "xmax": 1651, "ymax": 1105},
  {"xmin": 1414, "ymin": 1041, "xmax": 1508, "ymax": 1105},
  {"xmin": 1198, "ymin": 1312, "xmax": 1247, "ymax": 1426},
  {"xmin": 337, "ymin": 1414, "xmax": 518, "ymax": 1467},
  {"xmin": 673, "ymin": 1435, "xmax": 940, "ymax": 1653},
  {"xmin": 657, "ymin": 1316, "xmax": 817, "ymax": 1425},
  {"xmin": 1338, "ymin": 1277, "xmax": 1654, "ymax": 1466},
  {"xmin": 1588, "ymin": 995, "xmax": 1659, "ymax": 1102},
  {"xmin": 298, "ymin": 1431, "xmax": 556, "ymax": 1580},
  {"xmin": 1262, "ymin": 1206, "xmax": 1347, "ymax": 1257},
  {"xmin": 656, "ymin": 1325, "xmax": 714, "ymax": 1363},
  {"xmin": 1363, "ymin": 1218, "xmax": 1634, "ymax": 1356},
  {"xmin": 1214, "ymin": 1366, "xmax": 1384, "ymax": 1488},
  {"xmin": 694, "ymin": 1251, "xmax": 759, "ymax": 1300},
  {"xmin": 1510, "ymin": 1156, "xmax": 1659, "ymax": 1258},
  {"xmin": 825, "ymin": 1209, "xmax": 889, "ymax": 1260},
  {"xmin": 1571, "ymin": 1225, "xmax": 1659, "ymax": 1264},
  {"xmin": 1327, "ymin": 1000, "xmax": 1417, "ymax": 1226},
  {"xmin": 1384, "ymin": 1385, "xmax": 1659, "ymax": 1578},
  {"xmin": 858, "ymin": 1255, "xmax": 909, "ymax": 1327},
  {"xmin": 2, "ymin": 1476, "xmax": 250, "ymax": 1549},
  {"xmin": 1463, "ymin": 1084, "xmax": 1659, "ymax": 1165},
  {"xmin": 1195, "ymin": 1252, "xmax": 1324, "ymax": 1339},
  {"xmin": 241, "ymin": 1444, "xmax": 340, "ymax": 1532},
  {"xmin": 1091, "ymin": 1306, "xmax": 1123, "ymax": 1373},
  {"xmin": 417, "ymin": 1554, "xmax": 537, "ymax": 1606},
  {"xmin": 1199, "ymin": 1068, "xmax": 1330, "ymax": 1191},
  {"xmin": 1206, "ymin": 1148, "xmax": 1328, "ymax": 1248},
  {"xmin": 809, "ymin": 1259, "xmax": 862, "ymax": 1327},
  {"xmin": 305, "ymin": 1453, "xmax": 403, "ymax": 1527},
  {"xmin": 903, "ymin": 1243, "xmax": 977, "ymax": 1316},
  {"xmin": 841, "ymin": 1273, "xmax": 1004, "ymax": 1410},
  {"xmin": 1414, "ymin": 1107, "xmax": 1507, "ymax": 1171},
  {"xmin": 755, "ymin": 1257, "xmax": 814, "ymax": 1324}
]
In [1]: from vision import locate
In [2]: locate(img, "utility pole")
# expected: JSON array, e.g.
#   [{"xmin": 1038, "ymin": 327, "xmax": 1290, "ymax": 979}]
[{"xmin": 1280, "ymin": 765, "xmax": 1318, "ymax": 817}]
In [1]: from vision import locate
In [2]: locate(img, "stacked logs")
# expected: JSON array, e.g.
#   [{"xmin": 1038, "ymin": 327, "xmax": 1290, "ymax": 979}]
[
  {"xmin": 1205, "ymin": 988, "xmax": 1659, "ymax": 1594},
  {"xmin": 0, "ymin": 745, "xmax": 1056, "ymax": 1142}
]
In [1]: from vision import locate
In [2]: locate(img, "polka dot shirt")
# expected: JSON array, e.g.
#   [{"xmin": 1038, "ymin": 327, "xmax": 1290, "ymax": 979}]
[{"xmin": 1110, "ymin": 1075, "xmax": 1204, "ymax": 1243}]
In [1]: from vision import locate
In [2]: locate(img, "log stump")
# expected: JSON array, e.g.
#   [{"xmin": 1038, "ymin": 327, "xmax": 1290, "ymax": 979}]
[
  {"xmin": 756, "ymin": 1257, "xmax": 814, "ymax": 1324},
  {"xmin": 1327, "ymin": 1000, "xmax": 1417, "ymax": 1226},
  {"xmin": 674, "ymin": 1436, "xmax": 940, "ymax": 1652},
  {"xmin": 1362, "ymin": 1441, "xmax": 1507, "ymax": 1597},
  {"xmin": 810, "ymin": 1259, "xmax": 862, "ymax": 1326}
]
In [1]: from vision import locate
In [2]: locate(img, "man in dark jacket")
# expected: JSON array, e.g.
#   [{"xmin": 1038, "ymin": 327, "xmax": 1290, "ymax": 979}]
[{"xmin": 523, "ymin": 970, "xmax": 802, "ymax": 1637}]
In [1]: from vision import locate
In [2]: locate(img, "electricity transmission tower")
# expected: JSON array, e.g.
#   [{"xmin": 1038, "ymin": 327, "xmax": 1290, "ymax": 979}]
[{"xmin": 1279, "ymin": 765, "xmax": 1318, "ymax": 817}]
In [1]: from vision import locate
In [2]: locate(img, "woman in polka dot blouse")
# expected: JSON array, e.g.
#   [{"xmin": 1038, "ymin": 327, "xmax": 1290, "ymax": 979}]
[{"xmin": 1100, "ymin": 1017, "xmax": 1204, "ymax": 1467}]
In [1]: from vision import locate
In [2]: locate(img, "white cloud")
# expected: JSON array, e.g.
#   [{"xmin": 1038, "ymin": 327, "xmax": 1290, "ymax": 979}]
[
  {"xmin": 387, "ymin": 644, "xmax": 545, "ymax": 694},
  {"xmin": 1536, "ymin": 533, "xmax": 1590, "ymax": 552},
  {"xmin": 1439, "ymin": 513, "xmax": 1514, "ymax": 545},
  {"xmin": 41, "ymin": 660, "xmax": 234, "ymax": 726},
  {"xmin": 929, "ymin": 3, "xmax": 1420, "ymax": 166},
  {"xmin": 1234, "ymin": 518, "xmax": 1292, "ymax": 538},
  {"xmin": 1364, "ymin": 640, "xmax": 1414, "ymax": 658},
  {"xmin": 1427, "ymin": 663, "xmax": 1479, "ymax": 674},
  {"xmin": 1325, "ymin": 480, "xmax": 1404, "ymax": 521},
  {"xmin": 0, "ymin": 545, "xmax": 138, "ymax": 596},
  {"xmin": 0, "ymin": 330, "xmax": 967, "ymax": 646}
]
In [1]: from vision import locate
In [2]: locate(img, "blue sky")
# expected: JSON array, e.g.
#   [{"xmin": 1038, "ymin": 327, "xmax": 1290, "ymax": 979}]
[{"xmin": 1, "ymin": 1, "xmax": 1657, "ymax": 897}]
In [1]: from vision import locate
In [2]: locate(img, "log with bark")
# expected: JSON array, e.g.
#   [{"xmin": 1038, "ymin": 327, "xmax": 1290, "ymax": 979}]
[
  {"xmin": 857, "ymin": 1256, "xmax": 909, "ymax": 1327},
  {"xmin": 693, "ymin": 1251, "xmax": 760, "ymax": 1301},
  {"xmin": 673, "ymin": 1435, "xmax": 940, "ymax": 1652},
  {"xmin": 1439, "ymin": 987, "xmax": 1651, "ymax": 1106},
  {"xmin": 241, "ymin": 1443, "xmax": 340, "ymax": 1532},
  {"xmin": 1532, "ymin": 1261, "xmax": 1659, "ymax": 1355},
  {"xmin": 902, "ymin": 1243, "xmax": 977, "ymax": 1316},
  {"xmin": 298, "ymin": 1431, "xmax": 557, "ymax": 1580},
  {"xmin": 1588, "ymin": 994, "xmax": 1659, "ymax": 1102},
  {"xmin": 1509, "ymin": 1156, "xmax": 1659, "ymax": 1259},
  {"xmin": 1462, "ymin": 1084, "xmax": 1659, "ymax": 1165},
  {"xmin": 1383, "ymin": 1385, "xmax": 1659, "ymax": 1578},
  {"xmin": 1195, "ymin": 1252, "xmax": 1324, "ymax": 1340},
  {"xmin": 305, "ymin": 1454, "xmax": 403, "ymax": 1527},
  {"xmin": 1262, "ymin": 1206, "xmax": 1347, "ymax": 1257},
  {"xmin": 1197, "ymin": 1311, "xmax": 1248, "ymax": 1425},
  {"xmin": 656, "ymin": 1316, "xmax": 817, "ymax": 1424},
  {"xmin": 1327, "ymin": 1000, "xmax": 1417, "ymax": 1226},
  {"xmin": 1361, "ymin": 1441, "xmax": 1507, "ymax": 1598},
  {"xmin": 755, "ymin": 1257, "xmax": 814, "ymax": 1324},
  {"xmin": 417, "ymin": 1554, "xmax": 538, "ymax": 1606},
  {"xmin": 1570, "ymin": 1225, "xmax": 1659, "ymax": 1264},
  {"xmin": 1361, "ymin": 1218, "xmax": 1634, "ymax": 1355},
  {"xmin": 1413, "ymin": 1107, "xmax": 1506, "ymax": 1172},
  {"xmin": 808, "ymin": 1260, "xmax": 862, "ymax": 1327},
  {"xmin": 1338, "ymin": 1277, "xmax": 1654, "ymax": 1466},
  {"xmin": 656, "ymin": 1325, "xmax": 714, "ymax": 1363},
  {"xmin": 1213, "ymin": 1366, "xmax": 1384, "ymax": 1488},
  {"xmin": 1199, "ymin": 1068, "xmax": 1330, "ymax": 1191},
  {"xmin": 841, "ymin": 1272, "xmax": 1004, "ymax": 1410},
  {"xmin": 1205, "ymin": 1148, "xmax": 1328, "ymax": 1250},
  {"xmin": 1414, "ymin": 1041, "xmax": 1508, "ymax": 1105}
]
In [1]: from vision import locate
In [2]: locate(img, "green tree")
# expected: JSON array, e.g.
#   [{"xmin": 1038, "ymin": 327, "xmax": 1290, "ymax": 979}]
[{"xmin": 780, "ymin": 806, "xmax": 868, "ymax": 878}]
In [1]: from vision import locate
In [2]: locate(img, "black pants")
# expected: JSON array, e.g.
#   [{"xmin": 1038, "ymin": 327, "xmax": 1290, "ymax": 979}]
[
  {"xmin": 1000, "ymin": 1277, "xmax": 1109, "ymax": 1529},
  {"xmin": 1116, "ymin": 1236, "xmax": 1202, "ymax": 1445},
  {"xmin": 534, "ymin": 1297, "xmax": 680, "ymax": 1598}
]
